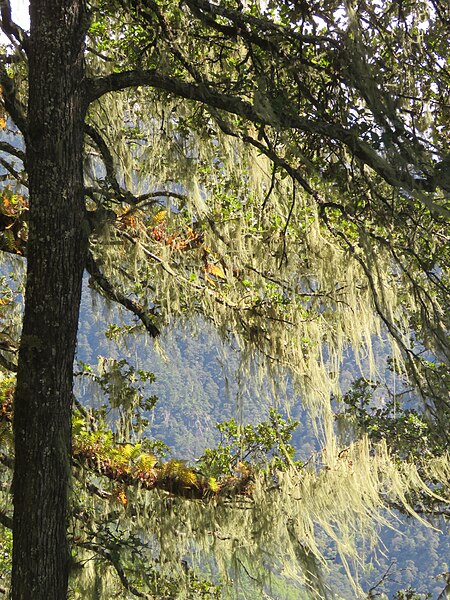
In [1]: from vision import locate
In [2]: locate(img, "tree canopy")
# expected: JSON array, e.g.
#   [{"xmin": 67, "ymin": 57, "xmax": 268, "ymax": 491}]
[{"xmin": 0, "ymin": 0, "xmax": 449, "ymax": 598}]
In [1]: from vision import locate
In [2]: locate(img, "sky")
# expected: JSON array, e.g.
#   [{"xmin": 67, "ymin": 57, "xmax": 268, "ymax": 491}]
[
  {"xmin": 9, "ymin": 0, "xmax": 29, "ymax": 29},
  {"xmin": 0, "ymin": 1, "xmax": 29, "ymax": 44}
]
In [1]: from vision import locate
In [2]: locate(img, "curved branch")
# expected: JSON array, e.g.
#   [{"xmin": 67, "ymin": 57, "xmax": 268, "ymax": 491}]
[
  {"xmin": 0, "ymin": 61, "xmax": 27, "ymax": 135},
  {"xmin": 84, "ymin": 125, "xmax": 187, "ymax": 211},
  {"xmin": 0, "ymin": 509, "xmax": 12, "ymax": 530},
  {"xmin": 84, "ymin": 123, "xmax": 121, "ymax": 196},
  {"xmin": 86, "ymin": 69, "xmax": 259, "ymax": 121},
  {"xmin": 86, "ymin": 251, "xmax": 160, "ymax": 337},
  {"xmin": 74, "ymin": 540, "xmax": 152, "ymax": 599},
  {"xmin": 0, "ymin": 141, "xmax": 25, "ymax": 162},
  {"xmin": 86, "ymin": 70, "xmax": 449, "ymax": 218},
  {"xmin": 184, "ymin": 0, "xmax": 338, "ymax": 47},
  {"xmin": 0, "ymin": 155, "xmax": 26, "ymax": 186},
  {"xmin": 0, "ymin": 352, "xmax": 17, "ymax": 372}
]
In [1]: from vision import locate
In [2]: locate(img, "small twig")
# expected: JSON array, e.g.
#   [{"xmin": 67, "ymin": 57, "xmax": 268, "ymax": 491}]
[
  {"xmin": 0, "ymin": 155, "xmax": 26, "ymax": 186},
  {"xmin": 85, "ymin": 482, "xmax": 113, "ymax": 500},
  {"xmin": 86, "ymin": 46, "xmax": 114, "ymax": 62},
  {"xmin": 366, "ymin": 561, "xmax": 397, "ymax": 598},
  {"xmin": 261, "ymin": 162, "xmax": 277, "ymax": 211},
  {"xmin": 235, "ymin": 557, "xmax": 259, "ymax": 582},
  {"xmin": 74, "ymin": 540, "xmax": 152, "ymax": 599},
  {"xmin": 278, "ymin": 179, "xmax": 296, "ymax": 269}
]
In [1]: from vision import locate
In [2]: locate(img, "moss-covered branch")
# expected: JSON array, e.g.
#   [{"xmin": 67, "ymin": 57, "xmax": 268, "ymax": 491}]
[{"xmin": 85, "ymin": 251, "xmax": 160, "ymax": 337}]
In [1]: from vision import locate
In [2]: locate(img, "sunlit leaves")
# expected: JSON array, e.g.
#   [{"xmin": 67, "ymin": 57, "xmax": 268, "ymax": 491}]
[{"xmin": 196, "ymin": 409, "xmax": 302, "ymax": 478}]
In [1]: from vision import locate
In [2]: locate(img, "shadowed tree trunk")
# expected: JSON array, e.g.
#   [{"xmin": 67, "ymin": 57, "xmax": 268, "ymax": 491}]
[{"xmin": 12, "ymin": 1, "xmax": 88, "ymax": 598}]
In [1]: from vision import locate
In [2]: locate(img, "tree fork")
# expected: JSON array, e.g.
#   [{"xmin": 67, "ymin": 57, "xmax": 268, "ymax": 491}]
[{"xmin": 12, "ymin": 1, "xmax": 88, "ymax": 598}]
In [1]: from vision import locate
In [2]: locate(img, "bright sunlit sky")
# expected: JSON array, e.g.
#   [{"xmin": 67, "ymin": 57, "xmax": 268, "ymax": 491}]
[
  {"xmin": 8, "ymin": 0, "xmax": 29, "ymax": 31},
  {"xmin": 0, "ymin": 1, "xmax": 28, "ymax": 44},
  {"xmin": 4, "ymin": 0, "xmax": 434, "ymax": 38}
]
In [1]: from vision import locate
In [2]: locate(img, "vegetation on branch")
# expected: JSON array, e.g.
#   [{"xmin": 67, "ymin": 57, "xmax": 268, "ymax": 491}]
[{"xmin": 1, "ymin": 370, "xmax": 448, "ymax": 597}]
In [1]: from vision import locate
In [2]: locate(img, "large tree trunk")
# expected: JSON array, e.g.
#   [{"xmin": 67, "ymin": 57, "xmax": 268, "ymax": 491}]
[{"xmin": 12, "ymin": 1, "xmax": 87, "ymax": 598}]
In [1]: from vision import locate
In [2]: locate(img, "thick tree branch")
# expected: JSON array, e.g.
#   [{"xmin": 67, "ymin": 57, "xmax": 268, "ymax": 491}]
[
  {"xmin": 86, "ymin": 69, "xmax": 258, "ymax": 121},
  {"xmin": 86, "ymin": 70, "xmax": 449, "ymax": 218},
  {"xmin": 0, "ymin": 61, "xmax": 27, "ymax": 135},
  {"xmin": 0, "ymin": 509, "xmax": 12, "ymax": 530},
  {"xmin": 86, "ymin": 251, "xmax": 160, "ymax": 337},
  {"xmin": 0, "ymin": 352, "xmax": 17, "ymax": 372},
  {"xmin": 0, "ymin": 155, "xmax": 26, "ymax": 186},
  {"xmin": 0, "ymin": 141, "xmax": 25, "ymax": 163},
  {"xmin": 74, "ymin": 445, "xmax": 253, "ymax": 500},
  {"xmin": 0, "ymin": 399, "xmax": 252, "ymax": 502}
]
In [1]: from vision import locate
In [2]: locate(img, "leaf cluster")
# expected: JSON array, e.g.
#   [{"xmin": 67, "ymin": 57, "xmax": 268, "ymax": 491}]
[
  {"xmin": 196, "ymin": 408, "xmax": 302, "ymax": 478},
  {"xmin": 337, "ymin": 378, "xmax": 446, "ymax": 461}
]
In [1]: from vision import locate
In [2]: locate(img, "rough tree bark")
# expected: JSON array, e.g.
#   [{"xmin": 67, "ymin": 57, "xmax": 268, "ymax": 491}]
[{"xmin": 11, "ymin": 1, "xmax": 88, "ymax": 598}]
